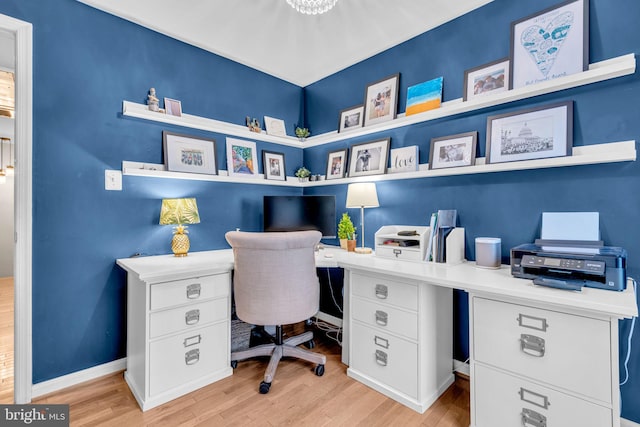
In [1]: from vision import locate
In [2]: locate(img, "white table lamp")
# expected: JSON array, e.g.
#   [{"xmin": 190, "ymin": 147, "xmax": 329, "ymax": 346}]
[{"xmin": 346, "ymin": 182, "xmax": 379, "ymax": 254}]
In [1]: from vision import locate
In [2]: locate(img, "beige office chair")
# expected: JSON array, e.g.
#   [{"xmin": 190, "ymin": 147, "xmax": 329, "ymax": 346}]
[{"xmin": 225, "ymin": 230, "xmax": 327, "ymax": 394}]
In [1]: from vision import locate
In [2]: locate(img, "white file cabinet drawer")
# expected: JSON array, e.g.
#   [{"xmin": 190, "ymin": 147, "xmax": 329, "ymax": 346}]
[
  {"xmin": 149, "ymin": 322, "xmax": 228, "ymax": 396},
  {"xmin": 375, "ymin": 245, "xmax": 423, "ymax": 262},
  {"xmin": 473, "ymin": 297, "xmax": 611, "ymax": 403},
  {"xmin": 474, "ymin": 364, "xmax": 612, "ymax": 427},
  {"xmin": 150, "ymin": 273, "xmax": 230, "ymax": 311},
  {"xmin": 350, "ymin": 321, "xmax": 418, "ymax": 399},
  {"xmin": 351, "ymin": 295, "xmax": 418, "ymax": 340},
  {"xmin": 351, "ymin": 273, "xmax": 418, "ymax": 311},
  {"xmin": 149, "ymin": 298, "xmax": 228, "ymax": 339}
]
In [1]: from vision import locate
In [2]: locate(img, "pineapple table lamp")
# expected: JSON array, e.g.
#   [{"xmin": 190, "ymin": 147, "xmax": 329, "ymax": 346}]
[{"xmin": 159, "ymin": 198, "xmax": 200, "ymax": 256}]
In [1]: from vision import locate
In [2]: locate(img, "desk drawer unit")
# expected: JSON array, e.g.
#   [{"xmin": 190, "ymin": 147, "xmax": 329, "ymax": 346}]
[
  {"xmin": 150, "ymin": 273, "xmax": 229, "ymax": 310},
  {"xmin": 351, "ymin": 295, "xmax": 418, "ymax": 340},
  {"xmin": 474, "ymin": 364, "xmax": 612, "ymax": 427},
  {"xmin": 149, "ymin": 298, "xmax": 228, "ymax": 339},
  {"xmin": 473, "ymin": 297, "xmax": 611, "ymax": 403},
  {"xmin": 351, "ymin": 272, "xmax": 418, "ymax": 311}
]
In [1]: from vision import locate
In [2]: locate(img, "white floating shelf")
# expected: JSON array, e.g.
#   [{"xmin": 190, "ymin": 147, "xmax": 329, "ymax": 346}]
[
  {"xmin": 122, "ymin": 140, "xmax": 635, "ymax": 187},
  {"xmin": 121, "ymin": 54, "xmax": 635, "ymax": 150}
]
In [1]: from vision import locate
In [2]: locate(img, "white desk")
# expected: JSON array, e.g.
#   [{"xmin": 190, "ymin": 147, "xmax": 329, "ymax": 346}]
[{"xmin": 118, "ymin": 249, "xmax": 637, "ymax": 425}]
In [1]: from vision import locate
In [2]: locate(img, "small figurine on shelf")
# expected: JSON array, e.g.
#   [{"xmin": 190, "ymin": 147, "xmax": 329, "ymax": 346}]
[
  {"xmin": 246, "ymin": 116, "xmax": 262, "ymax": 133},
  {"xmin": 295, "ymin": 126, "xmax": 310, "ymax": 141},
  {"xmin": 147, "ymin": 88, "xmax": 160, "ymax": 112}
]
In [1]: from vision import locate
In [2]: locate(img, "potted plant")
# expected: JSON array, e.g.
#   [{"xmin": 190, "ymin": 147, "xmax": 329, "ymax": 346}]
[
  {"xmin": 295, "ymin": 126, "xmax": 310, "ymax": 141},
  {"xmin": 337, "ymin": 212, "xmax": 356, "ymax": 250},
  {"xmin": 295, "ymin": 166, "xmax": 311, "ymax": 181}
]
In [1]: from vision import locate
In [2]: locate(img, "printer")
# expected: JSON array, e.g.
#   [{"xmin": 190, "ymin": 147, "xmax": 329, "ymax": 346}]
[{"xmin": 510, "ymin": 212, "xmax": 627, "ymax": 291}]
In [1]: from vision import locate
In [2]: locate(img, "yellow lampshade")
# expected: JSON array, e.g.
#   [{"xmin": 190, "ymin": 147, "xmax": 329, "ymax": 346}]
[{"xmin": 159, "ymin": 198, "xmax": 200, "ymax": 256}]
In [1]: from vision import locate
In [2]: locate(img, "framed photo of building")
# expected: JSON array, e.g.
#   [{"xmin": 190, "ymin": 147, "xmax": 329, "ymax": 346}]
[
  {"xmin": 363, "ymin": 74, "xmax": 400, "ymax": 127},
  {"xmin": 463, "ymin": 58, "xmax": 510, "ymax": 101},
  {"xmin": 510, "ymin": 0, "xmax": 588, "ymax": 89},
  {"xmin": 164, "ymin": 98, "xmax": 182, "ymax": 117},
  {"xmin": 486, "ymin": 101, "xmax": 573, "ymax": 164},
  {"xmin": 348, "ymin": 138, "xmax": 390, "ymax": 177},
  {"xmin": 338, "ymin": 105, "xmax": 364, "ymax": 133},
  {"xmin": 262, "ymin": 150, "xmax": 286, "ymax": 181},
  {"xmin": 163, "ymin": 131, "xmax": 217, "ymax": 175},
  {"xmin": 226, "ymin": 137, "xmax": 259, "ymax": 177},
  {"xmin": 428, "ymin": 132, "xmax": 477, "ymax": 170},
  {"xmin": 326, "ymin": 149, "xmax": 348, "ymax": 180}
]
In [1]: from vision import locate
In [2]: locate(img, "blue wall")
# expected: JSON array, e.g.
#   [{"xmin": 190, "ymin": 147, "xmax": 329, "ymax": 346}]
[
  {"xmin": 1, "ymin": 0, "xmax": 640, "ymax": 422},
  {"xmin": 304, "ymin": 0, "xmax": 640, "ymax": 420}
]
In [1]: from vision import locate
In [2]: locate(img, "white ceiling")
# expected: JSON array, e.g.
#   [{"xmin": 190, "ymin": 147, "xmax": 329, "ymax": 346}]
[{"xmin": 77, "ymin": 0, "xmax": 492, "ymax": 87}]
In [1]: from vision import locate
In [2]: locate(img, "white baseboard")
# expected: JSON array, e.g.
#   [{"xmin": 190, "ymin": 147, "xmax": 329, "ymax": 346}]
[
  {"xmin": 32, "ymin": 358, "xmax": 126, "ymax": 399},
  {"xmin": 453, "ymin": 359, "xmax": 470, "ymax": 377},
  {"xmin": 622, "ymin": 418, "xmax": 640, "ymax": 427}
]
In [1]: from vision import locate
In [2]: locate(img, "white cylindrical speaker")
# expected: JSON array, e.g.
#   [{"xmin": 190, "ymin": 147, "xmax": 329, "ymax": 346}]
[{"xmin": 475, "ymin": 237, "xmax": 501, "ymax": 269}]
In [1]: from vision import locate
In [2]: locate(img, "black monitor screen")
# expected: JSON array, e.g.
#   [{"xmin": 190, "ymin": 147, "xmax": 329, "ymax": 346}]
[{"xmin": 263, "ymin": 195, "xmax": 336, "ymax": 238}]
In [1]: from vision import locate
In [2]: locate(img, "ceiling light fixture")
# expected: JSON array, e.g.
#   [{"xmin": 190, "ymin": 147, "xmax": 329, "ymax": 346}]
[{"xmin": 286, "ymin": 0, "xmax": 338, "ymax": 15}]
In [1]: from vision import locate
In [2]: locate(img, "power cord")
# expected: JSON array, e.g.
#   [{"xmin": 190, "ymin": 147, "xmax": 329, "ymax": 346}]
[
  {"xmin": 619, "ymin": 277, "xmax": 636, "ymax": 415},
  {"xmin": 313, "ymin": 268, "xmax": 343, "ymax": 346}
]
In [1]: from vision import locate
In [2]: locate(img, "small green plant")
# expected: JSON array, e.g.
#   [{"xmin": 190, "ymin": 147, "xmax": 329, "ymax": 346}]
[
  {"xmin": 337, "ymin": 212, "xmax": 356, "ymax": 240},
  {"xmin": 295, "ymin": 127, "xmax": 311, "ymax": 139},
  {"xmin": 295, "ymin": 166, "xmax": 311, "ymax": 178}
]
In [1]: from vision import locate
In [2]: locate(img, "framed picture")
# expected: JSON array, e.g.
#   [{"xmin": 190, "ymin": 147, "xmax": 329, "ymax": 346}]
[
  {"xmin": 405, "ymin": 77, "xmax": 443, "ymax": 116},
  {"xmin": 463, "ymin": 58, "xmax": 510, "ymax": 101},
  {"xmin": 486, "ymin": 101, "xmax": 573, "ymax": 164},
  {"xmin": 348, "ymin": 138, "xmax": 390, "ymax": 177},
  {"xmin": 226, "ymin": 137, "xmax": 259, "ymax": 177},
  {"xmin": 510, "ymin": 0, "xmax": 588, "ymax": 89},
  {"xmin": 428, "ymin": 131, "xmax": 478, "ymax": 170},
  {"xmin": 338, "ymin": 105, "xmax": 364, "ymax": 133},
  {"xmin": 326, "ymin": 149, "xmax": 348, "ymax": 180},
  {"xmin": 163, "ymin": 131, "xmax": 217, "ymax": 175},
  {"xmin": 390, "ymin": 146, "xmax": 419, "ymax": 173},
  {"xmin": 262, "ymin": 150, "xmax": 286, "ymax": 181},
  {"xmin": 164, "ymin": 98, "xmax": 182, "ymax": 117},
  {"xmin": 264, "ymin": 116, "xmax": 287, "ymax": 137},
  {"xmin": 363, "ymin": 73, "xmax": 400, "ymax": 127}
]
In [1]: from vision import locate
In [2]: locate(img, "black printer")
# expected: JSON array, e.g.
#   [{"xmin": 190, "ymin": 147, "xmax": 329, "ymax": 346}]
[{"xmin": 511, "ymin": 242, "xmax": 627, "ymax": 291}]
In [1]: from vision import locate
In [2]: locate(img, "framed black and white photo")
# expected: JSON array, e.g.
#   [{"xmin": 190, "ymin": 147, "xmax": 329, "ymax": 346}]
[
  {"xmin": 163, "ymin": 131, "xmax": 217, "ymax": 175},
  {"xmin": 348, "ymin": 138, "xmax": 390, "ymax": 177},
  {"xmin": 326, "ymin": 149, "xmax": 348, "ymax": 180},
  {"xmin": 510, "ymin": 0, "xmax": 588, "ymax": 89},
  {"xmin": 463, "ymin": 58, "xmax": 510, "ymax": 101},
  {"xmin": 226, "ymin": 137, "xmax": 259, "ymax": 178},
  {"xmin": 390, "ymin": 145, "xmax": 419, "ymax": 173},
  {"xmin": 264, "ymin": 116, "xmax": 287, "ymax": 137},
  {"xmin": 428, "ymin": 132, "xmax": 477, "ymax": 170},
  {"xmin": 486, "ymin": 101, "xmax": 573, "ymax": 164},
  {"xmin": 262, "ymin": 150, "xmax": 286, "ymax": 181},
  {"xmin": 164, "ymin": 98, "xmax": 182, "ymax": 117},
  {"xmin": 363, "ymin": 74, "xmax": 400, "ymax": 127},
  {"xmin": 338, "ymin": 105, "xmax": 364, "ymax": 133}
]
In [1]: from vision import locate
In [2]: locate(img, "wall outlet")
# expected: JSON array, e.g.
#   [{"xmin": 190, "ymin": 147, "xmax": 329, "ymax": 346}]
[{"xmin": 105, "ymin": 170, "xmax": 122, "ymax": 191}]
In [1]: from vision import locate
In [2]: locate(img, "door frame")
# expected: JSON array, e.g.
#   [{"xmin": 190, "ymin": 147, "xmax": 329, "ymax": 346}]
[{"xmin": 0, "ymin": 13, "xmax": 33, "ymax": 404}]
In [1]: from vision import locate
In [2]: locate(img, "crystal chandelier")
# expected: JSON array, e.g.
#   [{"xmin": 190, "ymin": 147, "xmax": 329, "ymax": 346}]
[{"xmin": 286, "ymin": 0, "xmax": 338, "ymax": 15}]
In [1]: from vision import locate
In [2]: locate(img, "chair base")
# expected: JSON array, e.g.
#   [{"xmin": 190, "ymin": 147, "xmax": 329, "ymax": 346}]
[{"xmin": 231, "ymin": 326, "xmax": 327, "ymax": 390}]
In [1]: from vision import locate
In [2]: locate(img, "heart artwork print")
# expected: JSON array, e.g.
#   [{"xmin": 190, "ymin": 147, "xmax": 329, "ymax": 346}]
[{"xmin": 520, "ymin": 11, "xmax": 574, "ymax": 77}]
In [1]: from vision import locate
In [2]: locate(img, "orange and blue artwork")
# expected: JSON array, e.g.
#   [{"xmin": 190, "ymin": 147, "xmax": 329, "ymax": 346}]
[{"xmin": 405, "ymin": 77, "xmax": 443, "ymax": 116}]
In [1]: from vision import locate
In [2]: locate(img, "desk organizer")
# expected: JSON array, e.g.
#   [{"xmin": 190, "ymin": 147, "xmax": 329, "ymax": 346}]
[{"xmin": 374, "ymin": 226, "xmax": 430, "ymax": 261}]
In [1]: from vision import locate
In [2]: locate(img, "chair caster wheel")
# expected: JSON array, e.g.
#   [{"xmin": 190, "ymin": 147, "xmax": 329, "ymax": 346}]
[
  {"xmin": 259, "ymin": 381, "xmax": 271, "ymax": 394},
  {"xmin": 305, "ymin": 339, "xmax": 315, "ymax": 349},
  {"xmin": 231, "ymin": 360, "xmax": 238, "ymax": 369},
  {"xmin": 315, "ymin": 364, "xmax": 325, "ymax": 376}
]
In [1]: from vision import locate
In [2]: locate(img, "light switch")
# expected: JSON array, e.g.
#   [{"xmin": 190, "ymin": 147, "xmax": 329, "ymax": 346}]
[{"xmin": 105, "ymin": 170, "xmax": 122, "ymax": 191}]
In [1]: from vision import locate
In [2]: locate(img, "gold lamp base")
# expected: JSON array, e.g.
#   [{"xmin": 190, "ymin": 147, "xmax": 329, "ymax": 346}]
[
  {"xmin": 171, "ymin": 233, "xmax": 190, "ymax": 257},
  {"xmin": 355, "ymin": 247, "xmax": 373, "ymax": 254}
]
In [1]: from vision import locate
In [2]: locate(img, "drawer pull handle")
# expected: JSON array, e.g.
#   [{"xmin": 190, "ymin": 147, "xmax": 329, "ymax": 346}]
[
  {"xmin": 374, "ymin": 335, "xmax": 389, "ymax": 349},
  {"xmin": 520, "ymin": 334, "xmax": 545, "ymax": 357},
  {"xmin": 393, "ymin": 249, "xmax": 402, "ymax": 257},
  {"xmin": 519, "ymin": 387, "xmax": 550, "ymax": 409},
  {"xmin": 375, "ymin": 310, "xmax": 388, "ymax": 326},
  {"xmin": 518, "ymin": 313, "xmax": 548, "ymax": 332},
  {"xmin": 183, "ymin": 334, "xmax": 201, "ymax": 347},
  {"xmin": 185, "ymin": 309, "xmax": 200, "ymax": 325},
  {"xmin": 375, "ymin": 284, "xmax": 388, "ymax": 299},
  {"xmin": 185, "ymin": 349, "xmax": 200, "ymax": 365},
  {"xmin": 186, "ymin": 283, "xmax": 201, "ymax": 299},
  {"xmin": 375, "ymin": 350, "xmax": 388, "ymax": 366},
  {"xmin": 521, "ymin": 408, "xmax": 546, "ymax": 427}
]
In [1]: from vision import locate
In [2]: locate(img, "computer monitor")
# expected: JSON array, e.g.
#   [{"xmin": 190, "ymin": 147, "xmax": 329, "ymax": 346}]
[{"xmin": 263, "ymin": 195, "xmax": 336, "ymax": 238}]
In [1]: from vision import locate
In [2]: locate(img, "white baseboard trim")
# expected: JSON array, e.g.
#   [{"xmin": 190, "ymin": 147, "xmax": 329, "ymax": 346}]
[
  {"xmin": 32, "ymin": 358, "xmax": 126, "ymax": 399},
  {"xmin": 622, "ymin": 418, "xmax": 640, "ymax": 427},
  {"xmin": 453, "ymin": 359, "xmax": 470, "ymax": 377}
]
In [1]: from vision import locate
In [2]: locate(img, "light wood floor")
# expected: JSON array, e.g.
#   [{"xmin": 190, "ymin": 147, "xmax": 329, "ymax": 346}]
[
  {"xmin": 33, "ymin": 323, "xmax": 470, "ymax": 426},
  {"xmin": 0, "ymin": 276, "xmax": 13, "ymax": 404}
]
